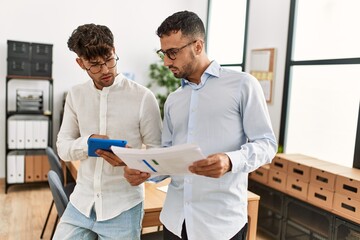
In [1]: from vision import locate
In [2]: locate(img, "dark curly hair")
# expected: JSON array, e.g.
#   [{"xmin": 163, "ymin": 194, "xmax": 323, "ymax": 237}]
[
  {"xmin": 67, "ymin": 23, "xmax": 114, "ymax": 60},
  {"xmin": 156, "ymin": 11, "xmax": 205, "ymax": 40}
]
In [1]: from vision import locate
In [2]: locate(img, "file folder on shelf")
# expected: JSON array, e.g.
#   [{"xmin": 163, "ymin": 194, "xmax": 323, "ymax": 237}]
[
  {"xmin": 25, "ymin": 153, "xmax": 35, "ymax": 182},
  {"xmin": 7, "ymin": 152, "xmax": 17, "ymax": 184},
  {"xmin": 7, "ymin": 119, "xmax": 17, "ymax": 149},
  {"xmin": 33, "ymin": 151, "xmax": 43, "ymax": 181},
  {"xmin": 25, "ymin": 121, "xmax": 33, "ymax": 149},
  {"xmin": 16, "ymin": 120, "xmax": 25, "ymax": 149},
  {"xmin": 41, "ymin": 154, "xmax": 50, "ymax": 181},
  {"xmin": 15, "ymin": 152, "xmax": 25, "ymax": 183}
]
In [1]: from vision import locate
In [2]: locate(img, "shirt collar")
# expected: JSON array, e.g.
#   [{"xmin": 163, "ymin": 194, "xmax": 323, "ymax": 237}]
[{"xmin": 181, "ymin": 61, "xmax": 220, "ymax": 90}]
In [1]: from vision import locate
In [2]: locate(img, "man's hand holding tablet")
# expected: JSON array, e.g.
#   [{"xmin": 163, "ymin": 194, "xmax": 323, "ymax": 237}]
[{"xmin": 88, "ymin": 135, "xmax": 127, "ymax": 166}]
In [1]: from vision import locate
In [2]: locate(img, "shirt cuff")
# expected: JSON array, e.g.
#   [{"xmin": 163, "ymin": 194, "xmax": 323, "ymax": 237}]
[
  {"xmin": 81, "ymin": 134, "xmax": 92, "ymax": 155},
  {"xmin": 225, "ymin": 151, "xmax": 245, "ymax": 173}
]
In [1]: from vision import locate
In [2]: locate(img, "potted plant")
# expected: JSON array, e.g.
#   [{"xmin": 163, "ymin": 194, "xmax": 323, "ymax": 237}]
[{"xmin": 147, "ymin": 61, "xmax": 181, "ymax": 117}]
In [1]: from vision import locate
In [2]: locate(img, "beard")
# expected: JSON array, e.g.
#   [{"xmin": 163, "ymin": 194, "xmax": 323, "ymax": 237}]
[
  {"xmin": 92, "ymin": 72, "xmax": 116, "ymax": 90},
  {"xmin": 170, "ymin": 53, "xmax": 196, "ymax": 79}
]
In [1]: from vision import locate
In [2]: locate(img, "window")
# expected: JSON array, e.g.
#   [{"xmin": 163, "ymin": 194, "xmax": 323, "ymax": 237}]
[
  {"xmin": 280, "ymin": 0, "xmax": 360, "ymax": 167},
  {"xmin": 206, "ymin": 0, "xmax": 249, "ymax": 71}
]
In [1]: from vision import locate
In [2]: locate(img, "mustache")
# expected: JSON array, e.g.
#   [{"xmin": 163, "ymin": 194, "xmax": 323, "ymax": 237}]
[
  {"xmin": 101, "ymin": 73, "xmax": 114, "ymax": 79},
  {"xmin": 169, "ymin": 66, "xmax": 178, "ymax": 70}
]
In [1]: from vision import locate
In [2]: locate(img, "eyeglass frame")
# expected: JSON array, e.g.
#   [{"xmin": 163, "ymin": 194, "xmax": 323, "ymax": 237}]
[
  {"xmin": 83, "ymin": 54, "xmax": 119, "ymax": 74},
  {"xmin": 156, "ymin": 40, "xmax": 197, "ymax": 60}
]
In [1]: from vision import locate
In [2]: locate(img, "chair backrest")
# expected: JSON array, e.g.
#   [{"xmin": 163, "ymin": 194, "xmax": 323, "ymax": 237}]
[
  {"xmin": 48, "ymin": 170, "xmax": 69, "ymax": 217},
  {"xmin": 46, "ymin": 147, "xmax": 64, "ymax": 184}
]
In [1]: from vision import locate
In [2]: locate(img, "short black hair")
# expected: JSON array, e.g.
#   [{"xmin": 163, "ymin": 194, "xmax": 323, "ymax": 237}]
[
  {"xmin": 67, "ymin": 23, "xmax": 114, "ymax": 60},
  {"xmin": 156, "ymin": 11, "xmax": 205, "ymax": 40}
]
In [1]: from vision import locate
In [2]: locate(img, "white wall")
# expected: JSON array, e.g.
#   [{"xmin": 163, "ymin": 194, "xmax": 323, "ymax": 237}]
[
  {"xmin": 0, "ymin": 0, "xmax": 291, "ymax": 178},
  {"xmin": 246, "ymin": 0, "xmax": 290, "ymax": 142},
  {"xmin": 0, "ymin": 0, "xmax": 208, "ymax": 178}
]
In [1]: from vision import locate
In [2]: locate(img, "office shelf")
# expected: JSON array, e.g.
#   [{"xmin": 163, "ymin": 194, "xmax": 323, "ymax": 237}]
[
  {"xmin": 248, "ymin": 179, "xmax": 351, "ymax": 240},
  {"xmin": 249, "ymin": 179, "xmax": 284, "ymax": 215},
  {"xmin": 334, "ymin": 218, "xmax": 360, "ymax": 240},
  {"xmin": 249, "ymin": 179, "xmax": 284, "ymax": 239},
  {"xmin": 5, "ymin": 75, "xmax": 53, "ymax": 193},
  {"xmin": 257, "ymin": 205, "xmax": 283, "ymax": 239},
  {"xmin": 284, "ymin": 197, "xmax": 333, "ymax": 239},
  {"xmin": 282, "ymin": 219, "xmax": 328, "ymax": 240}
]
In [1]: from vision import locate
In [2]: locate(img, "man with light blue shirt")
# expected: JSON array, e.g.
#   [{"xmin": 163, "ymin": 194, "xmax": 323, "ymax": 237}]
[{"xmin": 124, "ymin": 11, "xmax": 277, "ymax": 240}]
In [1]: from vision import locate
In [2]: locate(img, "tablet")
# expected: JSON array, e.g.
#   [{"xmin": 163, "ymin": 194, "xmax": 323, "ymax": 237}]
[{"xmin": 88, "ymin": 138, "xmax": 127, "ymax": 157}]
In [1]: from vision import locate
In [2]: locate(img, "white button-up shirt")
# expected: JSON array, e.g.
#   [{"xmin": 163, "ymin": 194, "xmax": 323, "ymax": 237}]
[
  {"xmin": 57, "ymin": 74, "xmax": 162, "ymax": 221},
  {"xmin": 160, "ymin": 61, "xmax": 277, "ymax": 239}
]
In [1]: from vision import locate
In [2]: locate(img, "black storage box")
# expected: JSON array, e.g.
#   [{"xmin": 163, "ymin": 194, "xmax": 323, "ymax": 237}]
[
  {"xmin": 31, "ymin": 43, "xmax": 53, "ymax": 61},
  {"xmin": 7, "ymin": 40, "xmax": 31, "ymax": 59},
  {"xmin": 7, "ymin": 40, "xmax": 53, "ymax": 77},
  {"xmin": 31, "ymin": 60, "xmax": 52, "ymax": 77},
  {"xmin": 7, "ymin": 57, "xmax": 31, "ymax": 76}
]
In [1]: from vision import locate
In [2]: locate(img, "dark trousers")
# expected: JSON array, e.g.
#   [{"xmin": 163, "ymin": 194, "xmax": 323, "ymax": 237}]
[{"xmin": 163, "ymin": 222, "xmax": 248, "ymax": 240}]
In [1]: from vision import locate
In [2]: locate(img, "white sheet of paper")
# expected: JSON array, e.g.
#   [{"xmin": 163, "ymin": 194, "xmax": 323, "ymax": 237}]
[
  {"xmin": 111, "ymin": 144, "xmax": 205, "ymax": 176},
  {"xmin": 156, "ymin": 185, "xmax": 168, "ymax": 193}
]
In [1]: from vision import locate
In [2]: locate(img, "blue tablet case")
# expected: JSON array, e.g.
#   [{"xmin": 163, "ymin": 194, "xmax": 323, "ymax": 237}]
[{"xmin": 88, "ymin": 138, "xmax": 127, "ymax": 157}]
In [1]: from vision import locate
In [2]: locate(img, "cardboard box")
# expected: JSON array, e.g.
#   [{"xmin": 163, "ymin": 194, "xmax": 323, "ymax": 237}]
[
  {"xmin": 286, "ymin": 175, "xmax": 309, "ymax": 201},
  {"xmin": 249, "ymin": 164, "xmax": 270, "ymax": 184},
  {"xmin": 272, "ymin": 153, "xmax": 316, "ymax": 173},
  {"xmin": 310, "ymin": 164, "xmax": 350, "ymax": 190},
  {"xmin": 268, "ymin": 169, "xmax": 287, "ymax": 192},
  {"xmin": 287, "ymin": 161, "xmax": 312, "ymax": 183},
  {"xmin": 335, "ymin": 168, "xmax": 360, "ymax": 200},
  {"xmin": 307, "ymin": 184, "xmax": 334, "ymax": 210},
  {"xmin": 333, "ymin": 193, "xmax": 360, "ymax": 223},
  {"xmin": 287, "ymin": 157, "xmax": 328, "ymax": 183},
  {"xmin": 271, "ymin": 154, "xmax": 290, "ymax": 172}
]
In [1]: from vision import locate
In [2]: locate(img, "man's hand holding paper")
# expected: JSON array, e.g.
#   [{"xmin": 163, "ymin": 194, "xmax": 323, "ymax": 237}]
[
  {"xmin": 189, "ymin": 153, "xmax": 232, "ymax": 178},
  {"xmin": 123, "ymin": 166, "xmax": 151, "ymax": 186}
]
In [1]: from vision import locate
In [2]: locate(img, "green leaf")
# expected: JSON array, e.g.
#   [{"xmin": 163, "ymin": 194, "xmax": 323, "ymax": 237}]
[{"xmin": 148, "ymin": 59, "xmax": 181, "ymax": 118}]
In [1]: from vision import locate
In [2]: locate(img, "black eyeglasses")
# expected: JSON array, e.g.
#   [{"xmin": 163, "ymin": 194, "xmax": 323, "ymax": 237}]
[
  {"xmin": 84, "ymin": 54, "xmax": 119, "ymax": 74},
  {"xmin": 156, "ymin": 40, "xmax": 197, "ymax": 60}
]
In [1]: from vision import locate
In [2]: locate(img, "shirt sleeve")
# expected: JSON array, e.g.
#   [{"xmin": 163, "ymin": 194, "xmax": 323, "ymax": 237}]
[
  {"xmin": 56, "ymin": 90, "xmax": 90, "ymax": 161},
  {"xmin": 226, "ymin": 76, "xmax": 277, "ymax": 173},
  {"xmin": 139, "ymin": 91, "xmax": 162, "ymax": 149}
]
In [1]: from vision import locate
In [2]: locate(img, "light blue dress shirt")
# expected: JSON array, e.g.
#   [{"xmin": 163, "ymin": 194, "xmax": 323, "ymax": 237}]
[{"xmin": 160, "ymin": 61, "xmax": 277, "ymax": 239}]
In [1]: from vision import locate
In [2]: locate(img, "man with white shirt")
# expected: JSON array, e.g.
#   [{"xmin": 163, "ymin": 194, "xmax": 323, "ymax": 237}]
[
  {"xmin": 55, "ymin": 23, "xmax": 162, "ymax": 240},
  {"xmin": 124, "ymin": 11, "xmax": 277, "ymax": 240}
]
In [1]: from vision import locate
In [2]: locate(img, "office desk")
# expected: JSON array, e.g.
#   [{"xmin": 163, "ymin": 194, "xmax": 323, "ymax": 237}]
[{"xmin": 65, "ymin": 160, "xmax": 259, "ymax": 240}]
